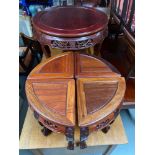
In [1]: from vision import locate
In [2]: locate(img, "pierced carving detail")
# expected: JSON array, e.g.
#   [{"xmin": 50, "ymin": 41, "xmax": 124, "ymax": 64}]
[
  {"xmin": 96, "ymin": 119, "xmax": 110, "ymax": 130},
  {"xmin": 44, "ymin": 120, "xmax": 58, "ymax": 130},
  {"xmin": 75, "ymin": 39, "xmax": 94, "ymax": 49},
  {"xmin": 51, "ymin": 40, "xmax": 71, "ymax": 49},
  {"xmin": 51, "ymin": 39, "xmax": 94, "ymax": 49}
]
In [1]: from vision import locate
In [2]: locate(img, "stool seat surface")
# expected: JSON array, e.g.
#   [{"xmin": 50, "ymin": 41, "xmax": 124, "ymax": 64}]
[
  {"xmin": 77, "ymin": 77, "xmax": 126, "ymax": 128},
  {"xmin": 26, "ymin": 78, "xmax": 75, "ymax": 127}
]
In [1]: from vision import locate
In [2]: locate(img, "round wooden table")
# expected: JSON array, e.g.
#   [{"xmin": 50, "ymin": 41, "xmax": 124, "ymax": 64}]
[
  {"xmin": 26, "ymin": 52, "xmax": 126, "ymax": 150},
  {"xmin": 32, "ymin": 6, "xmax": 108, "ymax": 57}
]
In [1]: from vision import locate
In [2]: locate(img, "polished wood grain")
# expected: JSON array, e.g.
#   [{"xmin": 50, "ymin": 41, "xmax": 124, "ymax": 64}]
[
  {"xmin": 33, "ymin": 6, "xmax": 108, "ymax": 37},
  {"xmin": 84, "ymin": 82, "xmax": 118, "ymax": 114},
  {"xmin": 76, "ymin": 76, "xmax": 126, "ymax": 148},
  {"xmin": 25, "ymin": 52, "xmax": 76, "ymax": 149},
  {"xmin": 32, "ymin": 6, "xmax": 108, "ymax": 53},
  {"xmin": 26, "ymin": 78, "xmax": 75, "ymax": 132},
  {"xmin": 28, "ymin": 52, "xmax": 74, "ymax": 79},
  {"xmin": 32, "ymin": 82, "xmax": 68, "ymax": 116},
  {"xmin": 75, "ymin": 52, "xmax": 120, "ymax": 78},
  {"xmin": 101, "ymin": 35, "xmax": 135, "ymax": 109},
  {"xmin": 77, "ymin": 77, "xmax": 126, "ymax": 130},
  {"xmin": 25, "ymin": 51, "xmax": 126, "ymax": 149}
]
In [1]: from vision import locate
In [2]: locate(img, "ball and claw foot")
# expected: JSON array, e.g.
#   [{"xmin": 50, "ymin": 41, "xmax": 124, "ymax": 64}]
[
  {"xmin": 102, "ymin": 126, "xmax": 110, "ymax": 134},
  {"xmin": 80, "ymin": 127, "xmax": 89, "ymax": 149},
  {"xmin": 67, "ymin": 141, "xmax": 74, "ymax": 150},
  {"xmin": 80, "ymin": 141, "xmax": 87, "ymax": 149},
  {"xmin": 41, "ymin": 127, "xmax": 52, "ymax": 136}
]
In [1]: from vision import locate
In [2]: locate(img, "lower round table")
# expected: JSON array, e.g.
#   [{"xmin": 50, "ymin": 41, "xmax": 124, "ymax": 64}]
[{"xmin": 25, "ymin": 52, "xmax": 126, "ymax": 150}]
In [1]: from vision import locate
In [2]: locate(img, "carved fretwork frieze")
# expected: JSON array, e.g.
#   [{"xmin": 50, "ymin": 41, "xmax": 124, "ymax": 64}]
[
  {"xmin": 96, "ymin": 119, "xmax": 110, "ymax": 130},
  {"xmin": 51, "ymin": 40, "xmax": 71, "ymax": 49},
  {"xmin": 51, "ymin": 39, "xmax": 95, "ymax": 50},
  {"xmin": 75, "ymin": 39, "xmax": 94, "ymax": 49},
  {"xmin": 34, "ymin": 29, "xmax": 107, "ymax": 50},
  {"xmin": 44, "ymin": 119, "xmax": 58, "ymax": 130}
]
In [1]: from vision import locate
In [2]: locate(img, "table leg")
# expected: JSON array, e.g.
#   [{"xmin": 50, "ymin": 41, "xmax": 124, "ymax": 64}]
[
  {"xmin": 80, "ymin": 127, "xmax": 89, "ymax": 149},
  {"xmin": 31, "ymin": 149, "xmax": 44, "ymax": 155},
  {"xmin": 41, "ymin": 126, "xmax": 52, "ymax": 136},
  {"xmin": 103, "ymin": 145, "xmax": 117, "ymax": 155},
  {"xmin": 88, "ymin": 47, "xmax": 94, "ymax": 55},
  {"xmin": 102, "ymin": 125, "xmax": 110, "ymax": 134},
  {"xmin": 41, "ymin": 45, "xmax": 51, "ymax": 58},
  {"xmin": 65, "ymin": 127, "xmax": 74, "ymax": 150},
  {"xmin": 94, "ymin": 39, "xmax": 104, "ymax": 56}
]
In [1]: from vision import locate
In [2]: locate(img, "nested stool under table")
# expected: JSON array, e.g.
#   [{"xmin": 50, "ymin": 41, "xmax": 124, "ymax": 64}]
[
  {"xmin": 32, "ymin": 6, "xmax": 108, "ymax": 57},
  {"xmin": 25, "ymin": 52, "xmax": 126, "ymax": 150}
]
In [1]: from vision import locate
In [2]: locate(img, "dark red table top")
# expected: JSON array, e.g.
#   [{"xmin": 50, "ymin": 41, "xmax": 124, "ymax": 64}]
[{"xmin": 32, "ymin": 6, "xmax": 108, "ymax": 37}]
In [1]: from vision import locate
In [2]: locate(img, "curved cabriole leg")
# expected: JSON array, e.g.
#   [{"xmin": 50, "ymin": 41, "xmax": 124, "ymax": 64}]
[
  {"xmin": 65, "ymin": 127, "xmax": 74, "ymax": 150},
  {"xmin": 80, "ymin": 127, "xmax": 89, "ymax": 149},
  {"xmin": 102, "ymin": 125, "xmax": 110, "ymax": 134},
  {"xmin": 41, "ymin": 126, "xmax": 52, "ymax": 136},
  {"xmin": 41, "ymin": 44, "xmax": 51, "ymax": 58}
]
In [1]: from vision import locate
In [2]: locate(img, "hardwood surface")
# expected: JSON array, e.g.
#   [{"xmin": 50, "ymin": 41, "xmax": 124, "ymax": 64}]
[
  {"xmin": 32, "ymin": 6, "xmax": 108, "ymax": 52},
  {"xmin": 101, "ymin": 36, "xmax": 135, "ymax": 109},
  {"xmin": 75, "ymin": 52, "xmax": 120, "ymax": 78},
  {"xmin": 19, "ymin": 108, "xmax": 127, "ymax": 149},
  {"xmin": 25, "ymin": 52, "xmax": 126, "ymax": 148},
  {"xmin": 26, "ymin": 78, "xmax": 75, "ymax": 131},
  {"xmin": 77, "ymin": 77, "xmax": 126, "ymax": 131},
  {"xmin": 28, "ymin": 52, "xmax": 74, "ymax": 79},
  {"xmin": 33, "ymin": 6, "xmax": 108, "ymax": 37},
  {"xmin": 19, "ymin": 33, "xmax": 43, "ymax": 75}
]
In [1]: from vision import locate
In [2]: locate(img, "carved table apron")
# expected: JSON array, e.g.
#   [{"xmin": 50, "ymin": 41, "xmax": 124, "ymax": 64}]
[
  {"xmin": 32, "ymin": 6, "xmax": 108, "ymax": 57},
  {"xmin": 25, "ymin": 52, "xmax": 126, "ymax": 150}
]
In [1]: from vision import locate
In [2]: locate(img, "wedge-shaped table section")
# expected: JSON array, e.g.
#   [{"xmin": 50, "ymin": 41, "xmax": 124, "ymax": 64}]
[
  {"xmin": 26, "ymin": 78, "xmax": 75, "ymax": 149},
  {"xmin": 28, "ymin": 52, "xmax": 74, "ymax": 79},
  {"xmin": 77, "ymin": 77, "xmax": 126, "ymax": 148},
  {"xmin": 26, "ymin": 78, "xmax": 75, "ymax": 130},
  {"xmin": 75, "ymin": 53, "xmax": 120, "ymax": 78}
]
